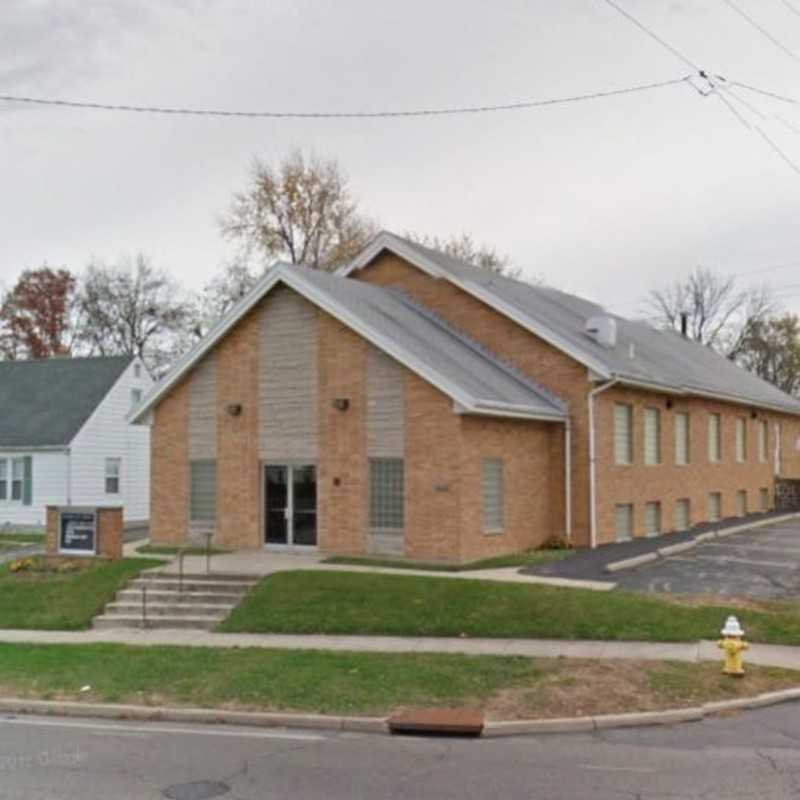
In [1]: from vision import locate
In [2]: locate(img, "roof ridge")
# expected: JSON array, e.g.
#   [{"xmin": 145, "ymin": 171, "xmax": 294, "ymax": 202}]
[{"xmin": 389, "ymin": 289, "xmax": 567, "ymax": 412}]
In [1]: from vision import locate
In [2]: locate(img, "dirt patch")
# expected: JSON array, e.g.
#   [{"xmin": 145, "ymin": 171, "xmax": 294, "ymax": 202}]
[{"xmin": 655, "ymin": 593, "xmax": 774, "ymax": 613}]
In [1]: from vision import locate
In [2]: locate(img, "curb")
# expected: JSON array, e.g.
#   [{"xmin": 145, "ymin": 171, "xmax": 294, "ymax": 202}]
[
  {"xmin": 604, "ymin": 512, "xmax": 800, "ymax": 573},
  {"xmin": 3, "ymin": 687, "xmax": 800, "ymax": 739}
]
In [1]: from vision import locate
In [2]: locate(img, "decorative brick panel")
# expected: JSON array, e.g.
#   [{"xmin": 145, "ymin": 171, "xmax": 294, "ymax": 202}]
[{"xmin": 775, "ymin": 479, "xmax": 800, "ymax": 511}]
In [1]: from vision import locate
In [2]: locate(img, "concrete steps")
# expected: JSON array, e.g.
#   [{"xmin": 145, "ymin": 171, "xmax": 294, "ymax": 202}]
[{"xmin": 93, "ymin": 572, "xmax": 260, "ymax": 631}]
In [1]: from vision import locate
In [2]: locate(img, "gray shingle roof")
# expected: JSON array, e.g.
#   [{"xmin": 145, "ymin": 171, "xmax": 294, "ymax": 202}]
[
  {"xmin": 0, "ymin": 356, "xmax": 132, "ymax": 448},
  {"xmin": 377, "ymin": 233, "xmax": 800, "ymax": 416}
]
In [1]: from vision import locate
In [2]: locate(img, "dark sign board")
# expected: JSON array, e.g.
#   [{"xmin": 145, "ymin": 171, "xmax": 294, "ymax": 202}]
[{"xmin": 59, "ymin": 511, "xmax": 97, "ymax": 554}]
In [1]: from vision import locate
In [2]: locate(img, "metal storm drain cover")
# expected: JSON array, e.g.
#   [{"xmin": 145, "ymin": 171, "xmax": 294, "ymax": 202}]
[{"xmin": 163, "ymin": 781, "xmax": 231, "ymax": 800}]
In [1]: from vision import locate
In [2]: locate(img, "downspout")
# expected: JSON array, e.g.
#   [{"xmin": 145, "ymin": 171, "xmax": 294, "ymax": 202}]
[
  {"xmin": 564, "ymin": 417, "xmax": 572, "ymax": 543},
  {"xmin": 66, "ymin": 448, "xmax": 72, "ymax": 505},
  {"xmin": 588, "ymin": 378, "xmax": 619, "ymax": 549}
]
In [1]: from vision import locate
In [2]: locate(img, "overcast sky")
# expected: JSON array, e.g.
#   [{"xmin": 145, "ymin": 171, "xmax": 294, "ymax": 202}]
[{"xmin": 3, "ymin": 0, "xmax": 800, "ymax": 317}]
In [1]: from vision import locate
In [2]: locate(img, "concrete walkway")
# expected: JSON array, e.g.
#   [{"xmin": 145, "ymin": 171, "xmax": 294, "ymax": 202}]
[{"xmin": 3, "ymin": 627, "xmax": 800, "ymax": 669}]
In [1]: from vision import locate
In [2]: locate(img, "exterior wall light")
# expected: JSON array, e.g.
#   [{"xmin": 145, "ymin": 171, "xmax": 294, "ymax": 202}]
[
  {"xmin": 225, "ymin": 403, "xmax": 242, "ymax": 417},
  {"xmin": 333, "ymin": 398, "xmax": 350, "ymax": 411}
]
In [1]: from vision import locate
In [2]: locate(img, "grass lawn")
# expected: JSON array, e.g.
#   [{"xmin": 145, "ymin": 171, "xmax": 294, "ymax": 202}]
[
  {"xmin": 0, "ymin": 558, "xmax": 162, "ymax": 630},
  {"xmin": 0, "ymin": 643, "xmax": 795, "ymax": 719},
  {"xmin": 322, "ymin": 548, "xmax": 571, "ymax": 572},
  {"xmin": 220, "ymin": 570, "xmax": 800, "ymax": 646},
  {"xmin": 135, "ymin": 544, "xmax": 230, "ymax": 556},
  {"xmin": 0, "ymin": 532, "xmax": 45, "ymax": 551}
]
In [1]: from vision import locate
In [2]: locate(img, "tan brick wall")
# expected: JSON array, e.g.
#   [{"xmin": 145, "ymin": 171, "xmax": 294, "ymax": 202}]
[
  {"xmin": 150, "ymin": 378, "xmax": 189, "ymax": 545},
  {"xmin": 45, "ymin": 506, "xmax": 57, "ymax": 553},
  {"xmin": 317, "ymin": 313, "xmax": 368, "ymax": 555},
  {"xmin": 215, "ymin": 305, "xmax": 261, "ymax": 550},
  {"xmin": 97, "ymin": 507, "xmax": 123, "ymax": 559}
]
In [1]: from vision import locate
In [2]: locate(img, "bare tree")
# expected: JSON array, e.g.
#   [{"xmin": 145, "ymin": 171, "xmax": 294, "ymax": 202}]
[
  {"xmin": 78, "ymin": 254, "xmax": 191, "ymax": 373},
  {"xmin": 646, "ymin": 267, "xmax": 776, "ymax": 357},
  {"xmin": 404, "ymin": 231, "xmax": 521, "ymax": 278},
  {"xmin": 221, "ymin": 150, "xmax": 376, "ymax": 271},
  {"xmin": 736, "ymin": 314, "xmax": 800, "ymax": 395}
]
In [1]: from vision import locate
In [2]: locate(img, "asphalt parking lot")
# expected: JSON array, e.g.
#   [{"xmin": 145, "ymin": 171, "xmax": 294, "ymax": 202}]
[{"xmin": 614, "ymin": 519, "xmax": 800, "ymax": 599}]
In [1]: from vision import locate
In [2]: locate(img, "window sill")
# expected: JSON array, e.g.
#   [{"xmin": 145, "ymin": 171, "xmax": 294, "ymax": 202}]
[{"xmin": 483, "ymin": 529, "xmax": 505, "ymax": 536}]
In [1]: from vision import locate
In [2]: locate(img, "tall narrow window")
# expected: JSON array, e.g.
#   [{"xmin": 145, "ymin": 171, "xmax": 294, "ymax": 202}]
[
  {"xmin": 190, "ymin": 460, "xmax": 217, "ymax": 524},
  {"xmin": 134, "ymin": 363, "xmax": 141, "ymax": 378},
  {"xmin": 644, "ymin": 408, "xmax": 661, "ymax": 465},
  {"xmin": 708, "ymin": 492, "xmax": 722, "ymax": 522},
  {"xmin": 104, "ymin": 458, "xmax": 121, "ymax": 494},
  {"xmin": 708, "ymin": 414, "xmax": 722, "ymax": 462},
  {"xmin": 758, "ymin": 421, "xmax": 768, "ymax": 463},
  {"xmin": 130, "ymin": 388, "xmax": 142, "ymax": 409},
  {"xmin": 615, "ymin": 504, "xmax": 634, "ymax": 542},
  {"xmin": 481, "ymin": 458, "xmax": 505, "ymax": 533},
  {"xmin": 675, "ymin": 498, "xmax": 691, "ymax": 531},
  {"xmin": 614, "ymin": 404, "xmax": 633, "ymax": 465},
  {"xmin": 645, "ymin": 501, "xmax": 661, "ymax": 537},
  {"xmin": 369, "ymin": 458, "xmax": 405, "ymax": 531},
  {"xmin": 0, "ymin": 460, "xmax": 6, "ymax": 501},
  {"xmin": 735, "ymin": 418, "xmax": 747, "ymax": 463},
  {"xmin": 760, "ymin": 487, "xmax": 770, "ymax": 512},
  {"xmin": 736, "ymin": 490, "xmax": 747, "ymax": 517},
  {"xmin": 674, "ymin": 412, "xmax": 689, "ymax": 466},
  {"xmin": 11, "ymin": 458, "xmax": 24, "ymax": 501}
]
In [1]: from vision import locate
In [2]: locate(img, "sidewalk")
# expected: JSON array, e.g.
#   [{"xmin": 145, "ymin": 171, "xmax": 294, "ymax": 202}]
[{"xmin": 2, "ymin": 627, "xmax": 800, "ymax": 669}]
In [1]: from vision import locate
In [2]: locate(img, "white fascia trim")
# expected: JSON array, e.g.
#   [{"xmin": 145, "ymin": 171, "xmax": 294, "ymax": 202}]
[
  {"xmin": 452, "ymin": 401, "xmax": 565, "ymax": 422},
  {"xmin": 337, "ymin": 232, "xmax": 447, "ymax": 279}
]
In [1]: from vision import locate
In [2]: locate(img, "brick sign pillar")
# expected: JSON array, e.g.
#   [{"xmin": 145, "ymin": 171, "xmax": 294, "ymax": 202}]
[{"xmin": 45, "ymin": 506, "xmax": 123, "ymax": 560}]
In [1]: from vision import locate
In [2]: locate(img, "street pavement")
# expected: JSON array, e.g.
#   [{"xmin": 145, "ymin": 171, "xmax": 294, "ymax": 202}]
[{"xmin": 2, "ymin": 705, "xmax": 800, "ymax": 798}]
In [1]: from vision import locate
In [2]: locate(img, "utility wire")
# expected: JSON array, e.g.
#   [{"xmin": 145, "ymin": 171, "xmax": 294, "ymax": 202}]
[
  {"xmin": 0, "ymin": 76, "xmax": 692, "ymax": 119},
  {"xmin": 731, "ymin": 80, "xmax": 800, "ymax": 105},
  {"xmin": 600, "ymin": 0, "xmax": 701, "ymax": 70},
  {"xmin": 780, "ymin": 0, "xmax": 800, "ymax": 18},
  {"xmin": 720, "ymin": 0, "xmax": 800, "ymax": 64}
]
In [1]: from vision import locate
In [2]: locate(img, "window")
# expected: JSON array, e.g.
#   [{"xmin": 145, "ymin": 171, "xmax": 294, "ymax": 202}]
[
  {"xmin": 760, "ymin": 487, "xmax": 770, "ymax": 512},
  {"xmin": 134, "ymin": 363, "xmax": 141, "ymax": 378},
  {"xmin": 614, "ymin": 404, "xmax": 633, "ymax": 465},
  {"xmin": 675, "ymin": 498, "xmax": 691, "ymax": 531},
  {"xmin": 615, "ymin": 504, "xmax": 634, "ymax": 542},
  {"xmin": 708, "ymin": 492, "xmax": 722, "ymax": 522},
  {"xmin": 674, "ymin": 412, "xmax": 689, "ymax": 466},
  {"xmin": 0, "ymin": 461, "xmax": 6, "ymax": 501},
  {"xmin": 130, "ymin": 388, "xmax": 142, "ymax": 408},
  {"xmin": 369, "ymin": 458, "xmax": 404, "ymax": 530},
  {"xmin": 758, "ymin": 421, "xmax": 768, "ymax": 463},
  {"xmin": 104, "ymin": 458, "xmax": 121, "ymax": 494},
  {"xmin": 708, "ymin": 414, "xmax": 722, "ymax": 462},
  {"xmin": 481, "ymin": 458, "xmax": 505, "ymax": 533},
  {"xmin": 736, "ymin": 490, "xmax": 747, "ymax": 517},
  {"xmin": 11, "ymin": 458, "xmax": 24, "ymax": 501},
  {"xmin": 645, "ymin": 501, "xmax": 661, "ymax": 537},
  {"xmin": 735, "ymin": 418, "xmax": 747, "ymax": 463},
  {"xmin": 190, "ymin": 460, "xmax": 217, "ymax": 523},
  {"xmin": 644, "ymin": 408, "xmax": 661, "ymax": 465}
]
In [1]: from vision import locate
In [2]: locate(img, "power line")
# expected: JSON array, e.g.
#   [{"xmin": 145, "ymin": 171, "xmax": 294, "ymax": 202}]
[
  {"xmin": 731, "ymin": 80, "xmax": 800, "ymax": 105},
  {"xmin": 780, "ymin": 0, "xmax": 800, "ymax": 18},
  {"xmin": 600, "ymin": 0, "xmax": 701, "ymax": 71},
  {"xmin": 720, "ymin": 0, "xmax": 800, "ymax": 64},
  {"xmin": 0, "ymin": 76, "xmax": 692, "ymax": 120}
]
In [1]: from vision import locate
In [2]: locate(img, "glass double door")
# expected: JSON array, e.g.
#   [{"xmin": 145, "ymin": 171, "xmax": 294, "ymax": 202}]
[{"xmin": 264, "ymin": 464, "xmax": 317, "ymax": 548}]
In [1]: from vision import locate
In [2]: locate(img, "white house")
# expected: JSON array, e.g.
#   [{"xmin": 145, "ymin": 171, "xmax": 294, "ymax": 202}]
[{"xmin": 0, "ymin": 355, "xmax": 152, "ymax": 530}]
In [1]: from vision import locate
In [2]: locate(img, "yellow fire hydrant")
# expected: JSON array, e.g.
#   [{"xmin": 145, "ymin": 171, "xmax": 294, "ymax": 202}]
[{"xmin": 718, "ymin": 615, "xmax": 748, "ymax": 677}]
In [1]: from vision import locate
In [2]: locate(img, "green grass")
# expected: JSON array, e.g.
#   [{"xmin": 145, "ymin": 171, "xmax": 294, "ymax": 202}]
[
  {"xmin": 322, "ymin": 549, "xmax": 571, "ymax": 572},
  {"xmin": 0, "ymin": 558, "xmax": 163, "ymax": 630},
  {"xmin": 0, "ymin": 643, "xmax": 541, "ymax": 714},
  {"xmin": 220, "ymin": 570, "xmax": 800, "ymax": 646},
  {"xmin": 135, "ymin": 544, "xmax": 230, "ymax": 556},
  {"xmin": 0, "ymin": 532, "xmax": 45, "ymax": 547}
]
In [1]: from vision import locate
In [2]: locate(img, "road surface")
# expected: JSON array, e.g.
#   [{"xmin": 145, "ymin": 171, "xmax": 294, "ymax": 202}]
[{"xmin": 2, "ymin": 704, "xmax": 800, "ymax": 798}]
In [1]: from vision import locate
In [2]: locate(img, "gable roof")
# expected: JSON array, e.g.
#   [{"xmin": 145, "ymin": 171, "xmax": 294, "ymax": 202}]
[
  {"xmin": 132, "ymin": 263, "xmax": 567, "ymax": 424},
  {"xmin": 0, "ymin": 355, "xmax": 133, "ymax": 449},
  {"xmin": 342, "ymin": 231, "xmax": 800, "ymax": 416}
]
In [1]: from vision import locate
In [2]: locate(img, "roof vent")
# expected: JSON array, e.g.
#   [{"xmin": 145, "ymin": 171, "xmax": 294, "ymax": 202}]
[{"xmin": 585, "ymin": 315, "xmax": 617, "ymax": 348}]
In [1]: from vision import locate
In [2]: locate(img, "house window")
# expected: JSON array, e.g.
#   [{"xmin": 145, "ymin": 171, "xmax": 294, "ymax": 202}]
[
  {"xmin": 674, "ymin": 412, "xmax": 689, "ymax": 465},
  {"xmin": 0, "ymin": 460, "xmax": 6, "ymax": 501},
  {"xmin": 369, "ymin": 458, "xmax": 404, "ymax": 530},
  {"xmin": 104, "ymin": 458, "xmax": 121, "ymax": 494},
  {"xmin": 644, "ymin": 408, "xmax": 661, "ymax": 465},
  {"xmin": 615, "ymin": 504, "xmax": 634, "ymax": 542},
  {"xmin": 758, "ymin": 421, "xmax": 768, "ymax": 463},
  {"xmin": 134, "ymin": 363, "xmax": 141, "ymax": 378},
  {"xmin": 11, "ymin": 458, "xmax": 24, "ymax": 501},
  {"xmin": 614, "ymin": 404, "xmax": 633, "ymax": 465},
  {"xmin": 708, "ymin": 492, "xmax": 722, "ymax": 522},
  {"xmin": 760, "ymin": 487, "xmax": 770, "ymax": 512},
  {"xmin": 708, "ymin": 414, "xmax": 722, "ymax": 463},
  {"xmin": 190, "ymin": 460, "xmax": 217, "ymax": 524},
  {"xmin": 736, "ymin": 490, "xmax": 747, "ymax": 517},
  {"xmin": 130, "ymin": 388, "xmax": 142, "ymax": 408},
  {"xmin": 644, "ymin": 501, "xmax": 661, "ymax": 537},
  {"xmin": 481, "ymin": 458, "xmax": 505, "ymax": 533},
  {"xmin": 675, "ymin": 498, "xmax": 691, "ymax": 531},
  {"xmin": 735, "ymin": 418, "xmax": 747, "ymax": 463}
]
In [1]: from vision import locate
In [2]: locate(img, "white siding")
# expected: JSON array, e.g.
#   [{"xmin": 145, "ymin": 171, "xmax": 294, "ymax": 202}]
[
  {"xmin": 69, "ymin": 359, "xmax": 153, "ymax": 524},
  {"xmin": 0, "ymin": 451, "xmax": 68, "ymax": 528}
]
